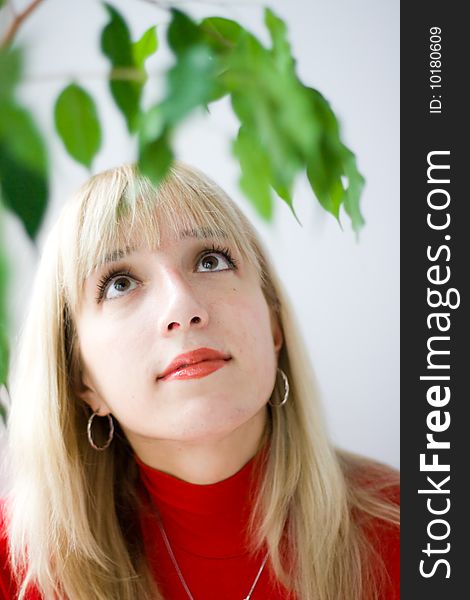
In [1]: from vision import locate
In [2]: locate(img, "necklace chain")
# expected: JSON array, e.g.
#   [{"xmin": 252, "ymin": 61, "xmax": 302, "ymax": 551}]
[{"xmin": 153, "ymin": 506, "xmax": 269, "ymax": 600}]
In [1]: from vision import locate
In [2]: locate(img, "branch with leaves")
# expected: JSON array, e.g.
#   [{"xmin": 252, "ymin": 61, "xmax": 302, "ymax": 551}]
[{"xmin": 0, "ymin": 1, "xmax": 366, "ymax": 420}]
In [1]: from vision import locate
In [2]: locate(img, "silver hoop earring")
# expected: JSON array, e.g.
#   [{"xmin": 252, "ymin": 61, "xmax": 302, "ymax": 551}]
[
  {"xmin": 269, "ymin": 367, "xmax": 289, "ymax": 407},
  {"xmin": 87, "ymin": 411, "xmax": 114, "ymax": 451}
]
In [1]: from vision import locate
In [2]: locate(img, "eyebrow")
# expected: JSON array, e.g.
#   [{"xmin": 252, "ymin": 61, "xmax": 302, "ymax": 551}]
[
  {"xmin": 102, "ymin": 246, "xmax": 136, "ymax": 264},
  {"xmin": 101, "ymin": 227, "xmax": 227, "ymax": 265}
]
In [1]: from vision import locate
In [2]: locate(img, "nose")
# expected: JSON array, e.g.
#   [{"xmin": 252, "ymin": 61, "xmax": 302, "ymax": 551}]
[{"xmin": 156, "ymin": 268, "xmax": 209, "ymax": 335}]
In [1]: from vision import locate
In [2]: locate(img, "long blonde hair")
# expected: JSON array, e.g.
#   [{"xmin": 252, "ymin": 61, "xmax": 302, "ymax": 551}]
[{"xmin": 5, "ymin": 162, "xmax": 399, "ymax": 599}]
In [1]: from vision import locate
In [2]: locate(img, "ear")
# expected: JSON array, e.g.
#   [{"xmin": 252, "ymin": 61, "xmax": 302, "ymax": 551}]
[
  {"xmin": 76, "ymin": 371, "xmax": 112, "ymax": 416},
  {"xmin": 270, "ymin": 311, "xmax": 284, "ymax": 357}
]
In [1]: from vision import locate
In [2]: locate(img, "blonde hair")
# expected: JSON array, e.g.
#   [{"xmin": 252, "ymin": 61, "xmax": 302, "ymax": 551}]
[{"xmin": 5, "ymin": 162, "xmax": 399, "ymax": 599}]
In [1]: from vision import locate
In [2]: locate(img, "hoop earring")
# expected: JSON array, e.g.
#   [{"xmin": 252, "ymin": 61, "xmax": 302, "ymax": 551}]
[
  {"xmin": 87, "ymin": 411, "xmax": 114, "ymax": 451},
  {"xmin": 268, "ymin": 367, "xmax": 289, "ymax": 407}
]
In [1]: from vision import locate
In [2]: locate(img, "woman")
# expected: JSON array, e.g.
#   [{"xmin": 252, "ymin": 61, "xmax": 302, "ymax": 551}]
[{"xmin": 0, "ymin": 162, "xmax": 399, "ymax": 599}]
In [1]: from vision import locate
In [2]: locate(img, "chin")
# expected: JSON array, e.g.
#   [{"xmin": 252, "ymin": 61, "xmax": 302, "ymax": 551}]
[{"xmin": 170, "ymin": 406, "xmax": 257, "ymax": 442}]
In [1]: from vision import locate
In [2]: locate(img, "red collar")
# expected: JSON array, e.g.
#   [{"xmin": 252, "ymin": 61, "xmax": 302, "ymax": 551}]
[{"xmin": 135, "ymin": 443, "xmax": 268, "ymax": 559}]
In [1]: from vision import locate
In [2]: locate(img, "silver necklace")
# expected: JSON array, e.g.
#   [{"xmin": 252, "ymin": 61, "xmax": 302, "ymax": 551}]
[{"xmin": 154, "ymin": 509, "xmax": 269, "ymax": 600}]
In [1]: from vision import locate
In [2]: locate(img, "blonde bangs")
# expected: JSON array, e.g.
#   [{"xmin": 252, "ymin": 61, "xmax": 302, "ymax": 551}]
[{"xmin": 57, "ymin": 161, "xmax": 262, "ymax": 314}]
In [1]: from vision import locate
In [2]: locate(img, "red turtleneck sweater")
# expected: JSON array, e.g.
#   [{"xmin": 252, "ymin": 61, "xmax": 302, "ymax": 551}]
[
  {"xmin": 135, "ymin": 448, "xmax": 297, "ymax": 600},
  {"xmin": 0, "ymin": 450, "xmax": 399, "ymax": 599}
]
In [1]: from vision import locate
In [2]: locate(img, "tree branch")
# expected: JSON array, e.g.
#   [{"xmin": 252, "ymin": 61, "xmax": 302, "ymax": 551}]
[
  {"xmin": 1, "ymin": 0, "xmax": 46, "ymax": 49},
  {"xmin": 23, "ymin": 66, "xmax": 163, "ymax": 84}
]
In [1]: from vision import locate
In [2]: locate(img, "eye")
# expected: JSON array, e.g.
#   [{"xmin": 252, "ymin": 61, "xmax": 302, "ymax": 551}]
[
  {"xmin": 96, "ymin": 270, "xmax": 139, "ymax": 302},
  {"xmin": 196, "ymin": 246, "xmax": 237, "ymax": 272}
]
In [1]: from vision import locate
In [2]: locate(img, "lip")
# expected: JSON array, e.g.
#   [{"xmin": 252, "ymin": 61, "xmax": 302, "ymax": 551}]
[{"xmin": 157, "ymin": 347, "xmax": 231, "ymax": 381}]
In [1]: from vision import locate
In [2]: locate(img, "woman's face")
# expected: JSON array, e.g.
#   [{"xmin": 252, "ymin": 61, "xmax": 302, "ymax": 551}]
[{"xmin": 74, "ymin": 225, "xmax": 283, "ymax": 447}]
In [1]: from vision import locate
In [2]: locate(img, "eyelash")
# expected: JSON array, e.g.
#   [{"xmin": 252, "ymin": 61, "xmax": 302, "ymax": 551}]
[{"xmin": 95, "ymin": 244, "xmax": 238, "ymax": 303}]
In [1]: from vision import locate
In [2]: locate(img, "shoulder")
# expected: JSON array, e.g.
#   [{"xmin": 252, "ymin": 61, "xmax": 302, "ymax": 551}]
[
  {"xmin": 365, "ymin": 493, "xmax": 400, "ymax": 600},
  {"xmin": 347, "ymin": 459, "xmax": 400, "ymax": 547},
  {"xmin": 338, "ymin": 449, "xmax": 400, "ymax": 507},
  {"xmin": 337, "ymin": 452, "xmax": 400, "ymax": 599},
  {"xmin": 356, "ymin": 465, "xmax": 400, "ymax": 600}
]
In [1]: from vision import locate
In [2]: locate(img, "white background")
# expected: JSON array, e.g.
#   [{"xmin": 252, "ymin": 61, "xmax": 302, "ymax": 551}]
[{"xmin": 1, "ymin": 0, "xmax": 399, "ymax": 469}]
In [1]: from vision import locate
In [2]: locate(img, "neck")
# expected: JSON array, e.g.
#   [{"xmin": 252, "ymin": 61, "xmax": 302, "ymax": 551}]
[{"xmin": 127, "ymin": 406, "xmax": 269, "ymax": 484}]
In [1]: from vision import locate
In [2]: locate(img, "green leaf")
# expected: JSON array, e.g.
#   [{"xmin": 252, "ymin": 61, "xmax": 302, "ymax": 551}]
[
  {"xmin": 232, "ymin": 126, "xmax": 273, "ymax": 220},
  {"xmin": 0, "ymin": 103, "xmax": 47, "ymax": 174},
  {"xmin": 101, "ymin": 4, "xmax": 134, "ymax": 68},
  {"xmin": 54, "ymin": 83, "xmax": 101, "ymax": 168},
  {"xmin": 198, "ymin": 17, "xmax": 244, "ymax": 104},
  {"xmin": 159, "ymin": 44, "xmax": 218, "ymax": 127},
  {"xmin": 139, "ymin": 104, "xmax": 165, "ymax": 144},
  {"xmin": 227, "ymin": 31, "xmax": 315, "ymax": 157},
  {"xmin": 132, "ymin": 26, "xmax": 158, "ymax": 69},
  {"xmin": 341, "ymin": 145, "xmax": 366, "ymax": 234},
  {"xmin": 109, "ymin": 78, "xmax": 141, "ymax": 133},
  {"xmin": 0, "ymin": 403, "xmax": 6, "ymax": 426},
  {"xmin": 136, "ymin": 11, "xmax": 220, "ymax": 187},
  {"xmin": 308, "ymin": 87, "xmax": 340, "ymax": 137},
  {"xmin": 200, "ymin": 16, "xmax": 243, "ymax": 54},
  {"xmin": 138, "ymin": 129, "xmax": 174, "ymax": 186},
  {"xmin": 227, "ymin": 45, "xmax": 306, "ymax": 220},
  {"xmin": 306, "ymin": 137, "xmax": 344, "ymax": 222},
  {"xmin": 221, "ymin": 29, "xmax": 266, "ymax": 82},
  {"xmin": 101, "ymin": 3, "xmax": 141, "ymax": 132},
  {"xmin": 304, "ymin": 88, "xmax": 365, "ymax": 233},
  {"xmin": 0, "ymin": 143, "xmax": 48, "ymax": 239},
  {"xmin": 0, "ymin": 89, "xmax": 48, "ymax": 239},
  {"xmin": 223, "ymin": 34, "xmax": 314, "ymax": 206},
  {"xmin": 167, "ymin": 9, "xmax": 203, "ymax": 56},
  {"xmin": 264, "ymin": 7, "xmax": 295, "ymax": 74}
]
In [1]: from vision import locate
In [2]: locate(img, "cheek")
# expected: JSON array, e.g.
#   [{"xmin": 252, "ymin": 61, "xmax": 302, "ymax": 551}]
[
  {"xmin": 76, "ymin": 314, "xmax": 149, "ymax": 393},
  {"xmin": 218, "ymin": 287, "xmax": 277, "ymax": 371}
]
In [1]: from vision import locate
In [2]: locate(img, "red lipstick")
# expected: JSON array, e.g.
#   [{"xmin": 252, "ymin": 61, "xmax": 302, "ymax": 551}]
[{"xmin": 158, "ymin": 348, "xmax": 231, "ymax": 382}]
